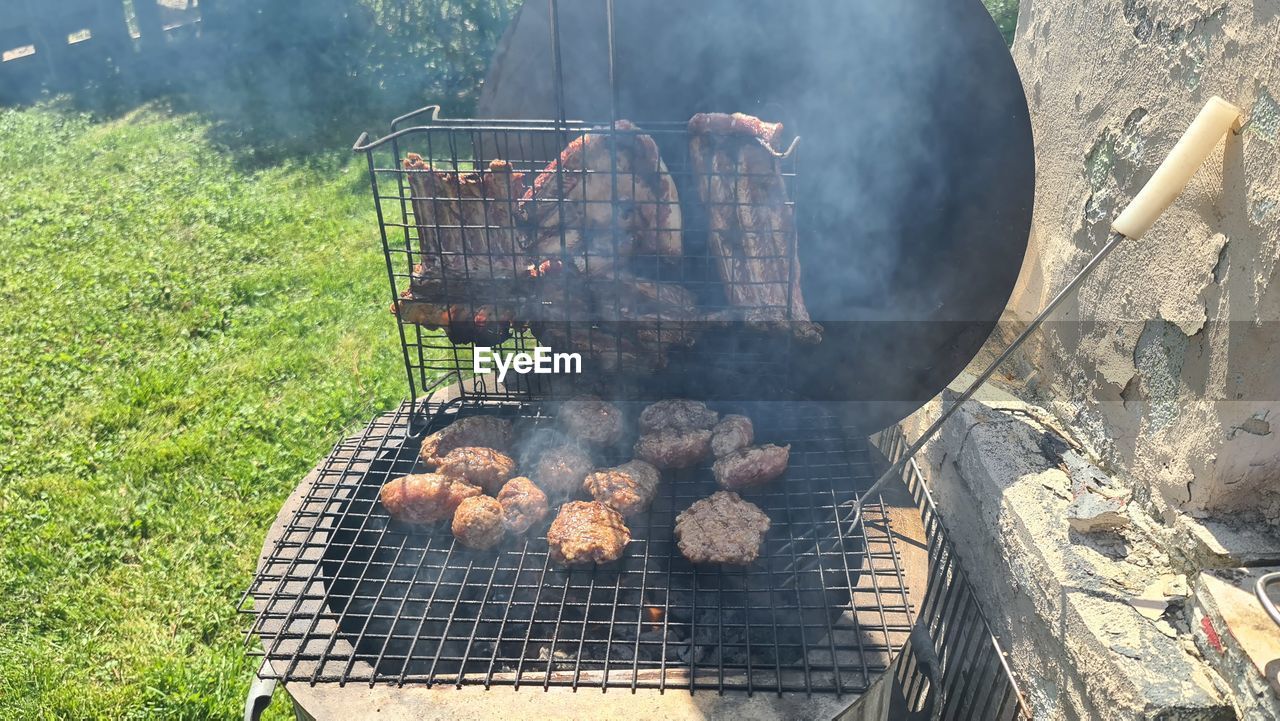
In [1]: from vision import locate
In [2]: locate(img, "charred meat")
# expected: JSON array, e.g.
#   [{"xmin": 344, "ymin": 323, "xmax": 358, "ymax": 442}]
[
  {"xmin": 380, "ymin": 473, "xmax": 483, "ymax": 525},
  {"xmin": 583, "ymin": 460, "xmax": 661, "ymax": 517},
  {"xmin": 674, "ymin": 491, "xmax": 771, "ymax": 565},
  {"xmin": 638, "ymin": 399, "xmax": 719, "ymax": 433},
  {"xmin": 451, "ymin": 495, "xmax": 506, "ymax": 549},
  {"xmin": 688, "ymin": 112, "xmax": 822, "ymax": 343},
  {"xmin": 558, "ymin": 396, "xmax": 625, "ymax": 447},
  {"xmin": 496, "ymin": 476, "xmax": 549, "ymax": 535},
  {"xmin": 546, "ymin": 501, "xmax": 631, "ymax": 565},
  {"xmin": 420, "ymin": 416, "xmax": 514, "ymax": 468},
  {"xmin": 712, "ymin": 444, "xmax": 791, "ymax": 491},
  {"xmin": 435, "ymin": 446, "xmax": 517, "ymax": 494},
  {"xmin": 398, "ymin": 156, "xmax": 526, "ymax": 345},
  {"xmin": 711, "ymin": 414, "xmax": 754, "ymax": 457},
  {"xmin": 633, "ymin": 428, "xmax": 712, "ymax": 470},
  {"xmin": 530, "ymin": 442, "xmax": 595, "ymax": 497},
  {"xmin": 527, "ymin": 266, "xmax": 701, "ymax": 373},
  {"xmin": 520, "ymin": 120, "xmax": 682, "ymax": 276}
]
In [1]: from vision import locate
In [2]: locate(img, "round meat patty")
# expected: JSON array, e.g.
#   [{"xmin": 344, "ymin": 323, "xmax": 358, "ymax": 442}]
[
  {"xmin": 633, "ymin": 428, "xmax": 712, "ymax": 469},
  {"xmin": 451, "ymin": 496, "xmax": 506, "ymax": 549},
  {"xmin": 711, "ymin": 414, "xmax": 754, "ymax": 457},
  {"xmin": 583, "ymin": 460, "xmax": 660, "ymax": 516},
  {"xmin": 712, "ymin": 444, "xmax": 791, "ymax": 491},
  {"xmin": 558, "ymin": 396, "xmax": 625, "ymax": 447},
  {"xmin": 420, "ymin": 416, "xmax": 514, "ymax": 467},
  {"xmin": 546, "ymin": 501, "xmax": 631, "ymax": 565},
  {"xmin": 496, "ymin": 476, "xmax": 549, "ymax": 534},
  {"xmin": 531, "ymin": 443, "xmax": 595, "ymax": 497},
  {"xmin": 435, "ymin": 446, "xmax": 517, "ymax": 494},
  {"xmin": 638, "ymin": 399, "xmax": 719, "ymax": 433},
  {"xmin": 381, "ymin": 473, "xmax": 483, "ymax": 524},
  {"xmin": 674, "ymin": 491, "xmax": 771, "ymax": 565}
]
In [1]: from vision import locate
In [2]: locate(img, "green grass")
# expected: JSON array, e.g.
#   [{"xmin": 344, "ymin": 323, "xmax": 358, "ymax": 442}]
[{"xmin": 0, "ymin": 101, "xmax": 408, "ymax": 719}]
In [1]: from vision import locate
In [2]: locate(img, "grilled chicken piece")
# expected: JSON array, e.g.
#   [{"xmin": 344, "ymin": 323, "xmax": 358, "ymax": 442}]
[
  {"xmin": 712, "ymin": 444, "xmax": 791, "ymax": 491},
  {"xmin": 451, "ymin": 495, "xmax": 506, "ymax": 549},
  {"xmin": 711, "ymin": 414, "xmax": 754, "ymax": 457},
  {"xmin": 558, "ymin": 396, "xmax": 625, "ymax": 448},
  {"xmin": 638, "ymin": 399, "xmax": 719, "ymax": 433},
  {"xmin": 688, "ymin": 112, "xmax": 822, "ymax": 343},
  {"xmin": 398, "ymin": 156, "xmax": 526, "ymax": 345},
  {"xmin": 520, "ymin": 120, "xmax": 682, "ymax": 276},
  {"xmin": 419, "ymin": 416, "xmax": 514, "ymax": 468},
  {"xmin": 583, "ymin": 460, "xmax": 660, "ymax": 517},
  {"xmin": 633, "ymin": 428, "xmax": 713, "ymax": 470},
  {"xmin": 546, "ymin": 501, "xmax": 631, "ymax": 565},
  {"xmin": 381, "ymin": 473, "xmax": 483, "ymax": 525},
  {"xmin": 496, "ymin": 477, "xmax": 549, "ymax": 535},
  {"xmin": 530, "ymin": 442, "xmax": 595, "ymax": 497},
  {"xmin": 435, "ymin": 446, "xmax": 518, "ymax": 494},
  {"xmin": 675, "ymin": 491, "xmax": 771, "ymax": 565}
]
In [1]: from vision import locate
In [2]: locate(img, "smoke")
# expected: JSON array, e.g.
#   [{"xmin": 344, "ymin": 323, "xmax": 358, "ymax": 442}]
[
  {"xmin": 474, "ymin": 0, "xmax": 1033, "ymax": 414},
  {"xmin": 478, "ymin": 0, "xmax": 1032, "ymax": 321}
]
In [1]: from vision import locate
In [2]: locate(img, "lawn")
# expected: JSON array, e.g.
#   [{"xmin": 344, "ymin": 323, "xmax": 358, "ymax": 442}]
[{"xmin": 0, "ymin": 102, "xmax": 407, "ymax": 719}]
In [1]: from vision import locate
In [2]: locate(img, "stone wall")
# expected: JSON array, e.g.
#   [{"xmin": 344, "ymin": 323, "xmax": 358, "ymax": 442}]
[{"xmin": 1006, "ymin": 0, "xmax": 1280, "ymax": 522}]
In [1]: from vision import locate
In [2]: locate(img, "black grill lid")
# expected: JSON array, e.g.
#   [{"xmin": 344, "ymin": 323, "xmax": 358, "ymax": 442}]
[{"xmin": 477, "ymin": 0, "xmax": 1034, "ymax": 431}]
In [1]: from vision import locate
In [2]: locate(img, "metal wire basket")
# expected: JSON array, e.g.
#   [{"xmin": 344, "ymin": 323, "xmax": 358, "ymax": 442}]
[{"xmin": 353, "ymin": 106, "xmax": 815, "ymax": 410}]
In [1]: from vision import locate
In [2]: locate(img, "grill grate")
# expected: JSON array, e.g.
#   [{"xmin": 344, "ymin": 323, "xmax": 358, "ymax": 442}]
[{"xmin": 242, "ymin": 399, "xmax": 912, "ymax": 694}]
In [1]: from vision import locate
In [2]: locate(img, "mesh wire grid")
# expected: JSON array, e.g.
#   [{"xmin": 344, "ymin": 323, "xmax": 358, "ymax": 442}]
[
  {"xmin": 356, "ymin": 109, "xmax": 806, "ymax": 407},
  {"xmin": 878, "ymin": 425, "xmax": 1031, "ymax": 720},
  {"xmin": 242, "ymin": 399, "xmax": 913, "ymax": 694}
]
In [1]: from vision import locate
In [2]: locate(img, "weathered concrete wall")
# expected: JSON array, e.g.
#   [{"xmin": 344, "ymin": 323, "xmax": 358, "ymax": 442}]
[{"xmin": 1007, "ymin": 0, "xmax": 1280, "ymax": 521}]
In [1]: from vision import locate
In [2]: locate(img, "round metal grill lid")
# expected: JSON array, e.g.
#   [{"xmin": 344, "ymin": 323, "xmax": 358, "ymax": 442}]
[{"xmin": 477, "ymin": 0, "xmax": 1035, "ymax": 431}]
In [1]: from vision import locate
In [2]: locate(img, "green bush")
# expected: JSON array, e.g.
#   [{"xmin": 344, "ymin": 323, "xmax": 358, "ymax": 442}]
[
  {"xmin": 191, "ymin": 0, "xmax": 519, "ymax": 161},
  {"xmin": 984, "ymin": 0, "xmax": 1019, "ymax": 45}
]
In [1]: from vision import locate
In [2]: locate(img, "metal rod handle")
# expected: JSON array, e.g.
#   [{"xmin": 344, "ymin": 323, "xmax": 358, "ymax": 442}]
[{"xmin": 1112, "ymin": 97, "xmax": 1243, "ymax": 240}]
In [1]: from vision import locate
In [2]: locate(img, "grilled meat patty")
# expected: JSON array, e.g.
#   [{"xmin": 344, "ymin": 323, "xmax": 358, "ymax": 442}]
[
  {"xmin": 381, "ymin": 473, "xmax": 483, "ymax": 525},
  {"xmin": 451, "ymin": 495, "xmax": 506, "ymax": 550},
  {"xmin": 710, "ymin": 414, "xmax": 754, "ymax": 457},
  {"xmin": 633, "ymin": 428, "xmax": 712, "ymax": 470},
  {"xmin": 583, "ymin": 460, "xmax": 660, "ymax": 516},
  {"xmin": 674, "ymin": 491, "xmax": 771, "ymax": 565},
  {"xmin": 496, "ymin": 476, "xmax": 549, "ymax": 535},
  {"xmin": 435, "ymin": 446, "xmax": 517, "ymax": 494},
  {"xmin": 531, "ymin": 442, "xmax": 595, "ymax": 497},
  {"xmin": 420, "ymin": 416, "xmax": 514, "ymax": 467},
  {"xmin": 546, "ymin": 501, "xmax": 631, "ymax": 565},
  {"xmin": 712, "ymin": 444, "xmax": 791, "ymax": 491},
  {"xmin": 558, "ymin": 396, "xmax": 625, "ymax": 447},
  {"xmin": 638, "ymin": 399, "xmax": 719, "ymax": 433}
]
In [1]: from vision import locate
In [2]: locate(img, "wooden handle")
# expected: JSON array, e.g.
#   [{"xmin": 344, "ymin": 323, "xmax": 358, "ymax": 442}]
[{"xmin": 1112, "ymin": 97, "xmax": 1243, "ymax": 240}]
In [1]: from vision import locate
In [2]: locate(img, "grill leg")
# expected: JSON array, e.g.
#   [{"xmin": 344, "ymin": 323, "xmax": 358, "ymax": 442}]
[{"xmin": 243, "ymin": 675, "xmax": 277, "ymax": 721}]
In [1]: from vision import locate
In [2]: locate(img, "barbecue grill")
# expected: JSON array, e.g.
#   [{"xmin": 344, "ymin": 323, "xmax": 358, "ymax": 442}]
[{"xmin": 242, "ymin": 1, "xmax": 1034, "ymax": 718}]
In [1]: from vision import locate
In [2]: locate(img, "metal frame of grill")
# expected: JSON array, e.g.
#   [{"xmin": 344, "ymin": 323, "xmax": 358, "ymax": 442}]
[
  {"xmin": 876, "ymin": 425, "xmax": 1030, "ymax": 720},
  {"xmin": 242, "ymin": 397, "xmax": 913, "ymax": 696}
]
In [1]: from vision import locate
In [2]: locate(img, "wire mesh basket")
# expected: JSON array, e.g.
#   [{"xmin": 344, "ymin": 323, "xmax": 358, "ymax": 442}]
[{"xmin": 353, "ymin": 107, "xmax": 818, "ymax": 409}]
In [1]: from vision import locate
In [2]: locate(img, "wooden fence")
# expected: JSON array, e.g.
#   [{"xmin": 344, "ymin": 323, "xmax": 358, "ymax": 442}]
[{"xmin": 1, "ymin": 0, "xmax": 203, "ymax": 101}]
